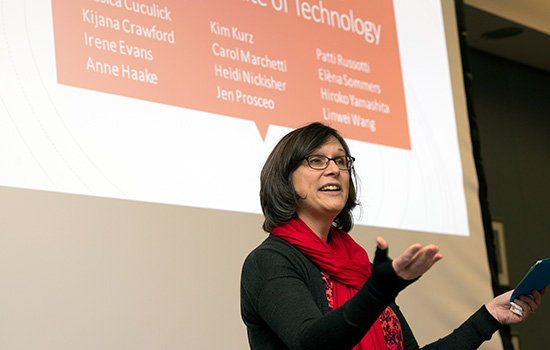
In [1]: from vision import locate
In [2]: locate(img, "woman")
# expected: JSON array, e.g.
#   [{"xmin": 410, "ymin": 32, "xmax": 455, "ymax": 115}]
[{"xmin": 240, "ymin": 122, "xmax": 545, "ymax": 350}]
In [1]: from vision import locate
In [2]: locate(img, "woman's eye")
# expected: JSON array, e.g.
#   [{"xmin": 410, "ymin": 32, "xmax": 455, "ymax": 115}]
[{"xmin": 310, "ymin": 158, "xmax": 323, "ymax": 164}]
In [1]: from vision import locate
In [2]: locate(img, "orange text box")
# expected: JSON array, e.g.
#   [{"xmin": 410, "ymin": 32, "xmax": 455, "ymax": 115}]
[{"xmin": 51, "ymin": 0, "xmax": 410, "ymax": 149}]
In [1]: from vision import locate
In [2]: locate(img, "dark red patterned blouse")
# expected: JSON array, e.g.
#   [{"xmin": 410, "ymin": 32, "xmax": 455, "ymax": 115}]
[{"xmin": 321, "ymin": 271, "xmax": 403, "ymax": 350}]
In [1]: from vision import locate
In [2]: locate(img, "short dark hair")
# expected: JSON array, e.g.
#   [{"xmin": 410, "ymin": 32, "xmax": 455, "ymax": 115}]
[{"xmin": 260, "ymin": 122, "xmax": 358, "ymax": 233}]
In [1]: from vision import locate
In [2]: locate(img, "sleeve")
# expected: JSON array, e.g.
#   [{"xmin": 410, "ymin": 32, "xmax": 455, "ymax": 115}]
[
  {"xmin": 241, "ymin": 243, "xmax": 413, "ymax": 350},
  {"xmin": 420, "ymin": 306, "xmax": 502, "ymax": 349},
  {"xmin": 397, "ymin": 305, "xmax": 502, "ymax": 350}
]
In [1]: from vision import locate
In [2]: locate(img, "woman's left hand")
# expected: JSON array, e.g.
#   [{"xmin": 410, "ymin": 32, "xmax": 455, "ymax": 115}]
[{"xmin": 485, "ymin": 286, "xmax": 548, "ymax": 325}]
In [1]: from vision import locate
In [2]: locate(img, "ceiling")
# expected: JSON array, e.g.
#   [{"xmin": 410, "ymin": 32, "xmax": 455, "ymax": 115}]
[{"xmin": 462, "ymin": 1, "xmax": 550, "ymax": 72}]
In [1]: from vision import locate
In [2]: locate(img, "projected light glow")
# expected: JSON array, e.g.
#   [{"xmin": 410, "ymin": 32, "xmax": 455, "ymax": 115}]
[{"xmin": 2, "ymin": 0, "xmax": 467, "ymax": 235}]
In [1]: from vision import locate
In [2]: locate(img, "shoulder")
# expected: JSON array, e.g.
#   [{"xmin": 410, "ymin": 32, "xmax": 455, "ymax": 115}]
[
  {"xmin": 242, "ymin": 235, "xmax": 310, "ymax": 276},
  {"xmin": 248, "ymin": 235, "xmax": 298, "ymax": 256},
  {"xmin": 242, "ymin": 235, "xmax": 327, "ymax": 287}
]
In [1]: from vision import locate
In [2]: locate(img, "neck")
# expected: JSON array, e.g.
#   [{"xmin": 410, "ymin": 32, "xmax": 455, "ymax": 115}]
[{"xmin": 298, "ymin": 215, "xmax": 334, "ymax": 243}]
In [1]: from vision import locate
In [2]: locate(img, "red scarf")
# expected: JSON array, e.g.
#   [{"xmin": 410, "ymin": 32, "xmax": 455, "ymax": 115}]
[{"xmin": 271, "ymin": 217, "xmax": 388, "ymax": 350}]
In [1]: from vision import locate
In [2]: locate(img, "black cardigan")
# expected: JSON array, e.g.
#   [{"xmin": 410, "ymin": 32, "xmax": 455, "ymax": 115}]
[{"xmin": 241, "ymin": 235, "xmax": 501, "ymax": 350}]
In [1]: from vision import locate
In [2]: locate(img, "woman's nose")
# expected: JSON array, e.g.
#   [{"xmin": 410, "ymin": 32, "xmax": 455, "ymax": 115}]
[{"xmin": 324, "ymin": 159, "xmax": 341, "ymax": 175}]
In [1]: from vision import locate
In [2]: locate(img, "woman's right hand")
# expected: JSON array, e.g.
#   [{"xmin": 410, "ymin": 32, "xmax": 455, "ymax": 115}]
[{"xmin": 377, "ymin": 236, "xmax": 443, "ymax": 281}]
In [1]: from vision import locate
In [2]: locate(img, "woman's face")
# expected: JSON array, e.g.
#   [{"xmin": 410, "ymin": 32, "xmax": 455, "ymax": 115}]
[{"xmin": 292, "ymin": 137, "xmax": 350, "ymax": 223}]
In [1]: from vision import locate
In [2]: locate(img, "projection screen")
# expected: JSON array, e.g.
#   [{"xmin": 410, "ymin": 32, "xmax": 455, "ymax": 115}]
[{"xmin": 0, "ymin": 0, "xmax": 500, "ymax": 348}]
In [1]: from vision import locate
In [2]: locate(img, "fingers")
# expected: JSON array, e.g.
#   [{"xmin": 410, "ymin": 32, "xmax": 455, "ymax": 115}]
[
  {"xmin": 487, "ymin": 291, "xmax": 525, "ymax": 324},
  {"xmin": 374, "ymin": 238, "xmax": 443, "ymax": 280},
  {"xmin": 393, "ymin": 243, "xmax": 443, "ymax": 280},
  {"xmin": 517, "ymin": 296, "xmax": 536, "ymax": 314},
  {"xmin": 490, "ymin": 287, "xmax": 546, "ymax": 324},
  {"xmin": 514, "ymin": 298, "xmax": 534, "ymax": 316},
  {"xmin": 531, "ymin": 289, "xmax": 542, "ymax": 304},
  {"xmin": 376, "ymin": 236, "xmax": 388, "ymax": 250},
  {"xmin": 410, "ymin": 245, "xmax": 443, "ymax": 271},
  {"xmin": 399, "ymin": 244, "xmax": 441, "ymax": 268},
  {"xmin": 515, "ymin": 289, "xmax": 545, "ymax": 315},
  {"xmin": 399, "ymin": 243, "xmax": 424, "ymax": 262}
]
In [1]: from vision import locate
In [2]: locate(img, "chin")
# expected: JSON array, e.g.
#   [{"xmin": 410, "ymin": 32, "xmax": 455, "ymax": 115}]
[{"xmin": 324, "ymin": 205, "xmax": 345, "ymax": 215}]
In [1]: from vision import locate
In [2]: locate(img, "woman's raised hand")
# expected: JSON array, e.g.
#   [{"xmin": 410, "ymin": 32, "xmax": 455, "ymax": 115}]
[{"xmin": 377, "ymin": 236, "xmax": 443, "ymax": 281}]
